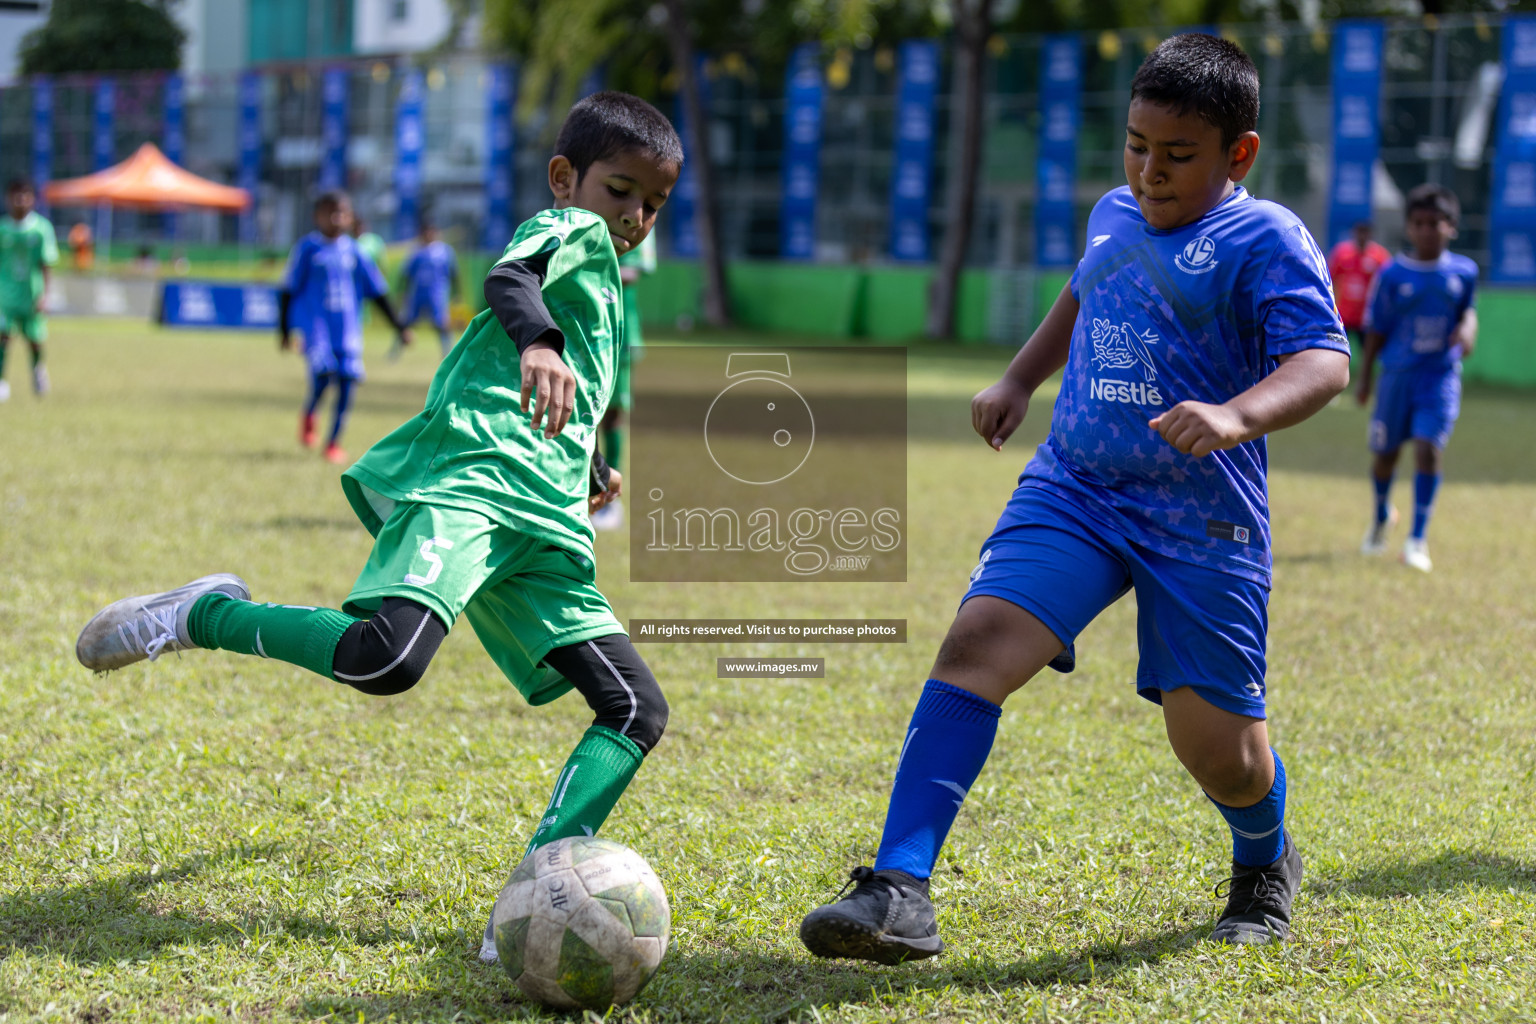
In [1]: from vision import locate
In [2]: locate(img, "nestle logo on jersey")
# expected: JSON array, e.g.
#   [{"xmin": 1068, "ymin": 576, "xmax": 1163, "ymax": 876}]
[
  {"xmin": 1089, "ymin": 378, "xmax": 1164, "ymax": 405},
  {"xmin": 1088, "ymin": 318, "xmax": 1163, "ymax": 404}
]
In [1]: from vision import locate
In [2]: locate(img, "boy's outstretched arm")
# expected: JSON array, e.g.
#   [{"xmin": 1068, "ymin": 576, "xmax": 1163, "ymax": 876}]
[
  {"xmin": 484, "ymin": 253, "xmax": 576, "ymax": 438},
  {"xmin": 1151, "ymin": 347, "xmax": 1350, "ymax": 457},
  {"xmin": 1453, "ymin": 307, "xmax": 1478, "ymax": 359},
  {"xmin": 973, "ymin": 284, "xmax": 1079, "ymax": 450},
  {"xmin": 1354, "ymin": 329, "xmax": 1385, "ymax": 405}
]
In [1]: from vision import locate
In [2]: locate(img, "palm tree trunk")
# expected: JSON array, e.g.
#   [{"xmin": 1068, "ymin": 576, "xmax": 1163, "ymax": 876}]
[
  {"xmin": 663, "ymin": 0, "xmax": 731, "ymax": 327},
  {"xmin": 926, "ymin": 0, "xmax": 993, "ymax": 339}
]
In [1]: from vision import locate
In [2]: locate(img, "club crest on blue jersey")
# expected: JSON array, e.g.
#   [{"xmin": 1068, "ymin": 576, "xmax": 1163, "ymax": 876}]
[{"xmin": 1174, "ymin": 235, "xmax": 1219, "ymax": 274}]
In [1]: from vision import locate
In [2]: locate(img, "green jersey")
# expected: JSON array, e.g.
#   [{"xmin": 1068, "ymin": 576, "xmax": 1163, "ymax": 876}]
[
  {"xmin": 619, "ymin": 232, "xmax": 655, "ymax": 351},
  {"xmin": 342, "ymin": 208, "xmax": 623, "ymax": 563},
  {"xmin": 356, "ymin": 232, "xmax": 387, "ymax": 272},
  {"xmin": 0, "ymin": 212, "xmax": 58, "ymax": 313}
]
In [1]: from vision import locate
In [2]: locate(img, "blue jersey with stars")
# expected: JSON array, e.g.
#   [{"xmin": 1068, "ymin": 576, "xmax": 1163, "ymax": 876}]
[
  {"xmin": 282, "ymin": 232, "xmax": 387, "ymax": 357},
  {"xmin": 402, "ymin": 239, "xmax": 458, "ymax": 311},
  {"xmin": 1363, "ymin": 251, "xmax": 1477, "ymax": 373},
  {"xmin": 1021, "ymin": 186, "xmax": 1349, "ymax": 586}
]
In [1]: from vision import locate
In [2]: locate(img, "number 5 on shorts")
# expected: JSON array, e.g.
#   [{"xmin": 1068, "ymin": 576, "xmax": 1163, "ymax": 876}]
[{"xmin": 405, "ymin": 537, "xmax": 455, "ymax": 586}]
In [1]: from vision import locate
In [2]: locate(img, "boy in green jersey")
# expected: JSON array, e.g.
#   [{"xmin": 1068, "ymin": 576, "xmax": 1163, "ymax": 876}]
[
  {"xmin": 74, "ymin": 94, "xmax": 683, "ymax": 962},
  {"xmin": 0, "ymin": 180, "xmax": 59, "ymax": 400}
]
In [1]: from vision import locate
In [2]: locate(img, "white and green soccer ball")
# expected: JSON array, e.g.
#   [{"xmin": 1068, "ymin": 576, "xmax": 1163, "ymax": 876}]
[{"xmin": 491, "ymin": 836, "xmax": 671, "ymax": 1011}]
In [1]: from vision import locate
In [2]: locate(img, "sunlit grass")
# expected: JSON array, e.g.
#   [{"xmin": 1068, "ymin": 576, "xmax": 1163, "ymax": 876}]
[{"xmin": 0, "ymin": 319, "xmax": 1532, "ymax": 1022}]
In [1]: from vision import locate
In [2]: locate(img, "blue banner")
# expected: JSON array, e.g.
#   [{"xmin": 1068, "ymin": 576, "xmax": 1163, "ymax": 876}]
[
  {"xmin": 93, "ymin": 78, "xmax": 115, "ymax": 238},
  {"xmin": 393, "ymin": 69, "xmax": 425, "ymax": 241},
  {"xmin": 159, "ymin": 281, "xmax": 281, "ymax": 330},
  {"xmin": 237, "ymin": 72, "xmax": 261, "ymax": 245},
  {"xmin": 162, "ymin": 73, "xmax": 184, "ymax": 238},
  {"xmin": 780, "ymin": 45, "xmax": 824, "ymax": 260},
  {"xmin": 670, "ymin": 58, "xmax": 710, "ymax": 259},
  {"xmin": 890, "ymin": 40, "xmax": 939, "ymax": 262},
  {"xmin": 320, "ymin": 67, "xmax": 349, "ymax": 191},
  {"xmin": 1328, "ymin": 21, "xmax": 1384, "ymax": 246},
  {"xmin": 1491, "ymin": 16, "xmax": 1536, "ymax": 282},
  {"xmin": 483, "ymin": 63, "xmax": 515, "ymax": 251},
  {"xmin": 31, "ymin": 78, "xmax": 51, "ymax": 215},
  {"xmin": 1036, "ymin": 34, "xmax": 1081, "ymax": 267}
]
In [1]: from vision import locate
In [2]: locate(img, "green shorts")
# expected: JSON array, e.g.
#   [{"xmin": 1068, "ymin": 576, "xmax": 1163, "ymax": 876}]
[
  {"xmin": 0, "ymin": 308, "xmax": 46, "ymax": 342},
  {"xmin": 344, "ymin": 500, "xmax": 624, "ymax": 705}
]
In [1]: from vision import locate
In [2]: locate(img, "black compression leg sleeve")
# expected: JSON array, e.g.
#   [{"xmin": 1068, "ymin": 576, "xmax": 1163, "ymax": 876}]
[
  {"xmin": 543, "ymin": 634, "xmax": 668, "ymax": 753},
  {"xmin": 332, "ymin": 597, "xmax": 447, "ymax": 696}
]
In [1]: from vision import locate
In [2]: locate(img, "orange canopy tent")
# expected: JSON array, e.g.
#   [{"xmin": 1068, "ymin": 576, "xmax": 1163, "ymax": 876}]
[{"xmin": 44, "ymin": 142, "xmax": 250, "ymax": 211}]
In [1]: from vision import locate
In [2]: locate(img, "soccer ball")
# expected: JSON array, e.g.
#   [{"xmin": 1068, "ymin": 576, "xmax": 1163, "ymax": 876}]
[{"xmin": 491, "ymin": 836, "xmax": 671, "ymax": 1011}]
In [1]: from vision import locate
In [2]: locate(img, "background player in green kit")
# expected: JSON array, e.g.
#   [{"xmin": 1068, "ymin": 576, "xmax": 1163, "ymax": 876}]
[
  {"xmin": 0, "ymin": 179, "xmax": 59, "ymax": 401},
  {"xmin": 73, "ymin": 93, "xmax": 684, "ymax": 964},
  {"xmin": 592, "ymin": 231, "xmax": 656, "ymax": 530}
]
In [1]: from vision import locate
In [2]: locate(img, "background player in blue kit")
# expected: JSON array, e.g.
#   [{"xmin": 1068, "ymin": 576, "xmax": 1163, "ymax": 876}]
[
  {"xmin": 398, "ymin": 218, "xmax": 460, "ymax": 358},
  {"xmin": 799, "ymin": 34, "xmax": 1350, "ymax": 963},
  {"xmin": 279, "ymin": 191, "xmax": 411, "ymax": 464},
  {"xmin": 1355, "ymin": 184, "xmax": 1477, "ymax": 573}
]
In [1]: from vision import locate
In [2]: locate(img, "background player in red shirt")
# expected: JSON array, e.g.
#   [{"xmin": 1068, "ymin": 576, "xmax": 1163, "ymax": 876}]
[{"xmin": 1328, "ymin": 221, "xmax": 1392, "ymax": 357}]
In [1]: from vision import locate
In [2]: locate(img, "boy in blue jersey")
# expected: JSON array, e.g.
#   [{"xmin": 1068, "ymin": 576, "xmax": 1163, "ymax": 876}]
[
  {"xmin": 800, "ymin": 34, "xmax": 1350, "ymax": 962},
  {"xmin": 399, "ymin": 218, "xmax": 460, "ymax": 357},
  {"xmin": 1355, "ymin": 184, "xmax": 1477, "ymax": 573},
  {"xmin": 279, "ymin": 191, "xmax": 411, "ymax": 464}
]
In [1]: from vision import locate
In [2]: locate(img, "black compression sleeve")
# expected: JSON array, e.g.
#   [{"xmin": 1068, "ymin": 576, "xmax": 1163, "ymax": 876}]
[
  {"xmin": 371, "ymin": 294, "xmax": 405, "ymax": 332},
  {"xmin": 483, "ymin": 251, "xmax": 564, "ymax": 355},
  {"xmin": 277, "ymin": 289, "xmax": 292, "ymax": 336},
  {"xmin": 589, "ymin": 450, "xmax": 613, "ymax": 496}
]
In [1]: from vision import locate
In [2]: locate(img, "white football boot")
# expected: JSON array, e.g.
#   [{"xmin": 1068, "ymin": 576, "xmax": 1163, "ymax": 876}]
[
  {"xmin": 32, "ymin": 365, "xmax": 49, "ymax": 396},
  {"xmin": 591, "ymin": 497, "xmax": 625, "ymax": 532},
  {"xmin": 76, "ymin": 574, "xmax": 250, "ymax": 672},
  {"xmin": 479, "ymin": 914, "xmax": 498, "ymax": 963},
  {"xmin": 1401, "ymin": 538, "xmax": 1433, "ymax": 573},
  {"xmin": 0, "ymin": 379, "xmax": 10, "ymax": 402},
  {"xmin": 1360, "ymin": 506, "xmax": 1398, "ymax": 555}
]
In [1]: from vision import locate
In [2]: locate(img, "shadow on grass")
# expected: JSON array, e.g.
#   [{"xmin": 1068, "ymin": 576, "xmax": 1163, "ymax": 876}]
[
  {"xmin": 0, "ymin": 844, "xmax": 435, "ymax": 966},
  {"xmin": 298, "ymin": 923, "xmax": 1207, "ymax": 1023},
  {"xmin": 1311, "ymin": 848, "xmax": 1536, "ymax": 898}
]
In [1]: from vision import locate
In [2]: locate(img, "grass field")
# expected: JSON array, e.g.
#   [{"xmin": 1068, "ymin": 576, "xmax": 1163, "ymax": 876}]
[{"xmin": 1, "ymin": 318, "xmax": 1533, "ymax": 1023}]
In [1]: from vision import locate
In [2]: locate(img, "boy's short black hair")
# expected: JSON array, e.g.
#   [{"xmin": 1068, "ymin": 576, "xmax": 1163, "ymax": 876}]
[
  {"xmin": 1130, "ymin": 34, "xmax": 1260, "ymax": 148},
  {"xmin": 5, "ymin": 178, "xmax": 34, "ymax": 196},
  {"xmin": 314, "ymin": 190, "xmax": 350, "ymax": 213},
  {"xmin": 1405, "ymin": 183, "xmax": 1460, "ymax": 227},
  {"xmin": 554, "ymin": 91, "xmax": 684, "ymax": 180}
]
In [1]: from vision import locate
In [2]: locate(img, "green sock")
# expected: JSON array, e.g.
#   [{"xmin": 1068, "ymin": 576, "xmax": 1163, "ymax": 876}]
[
  {"xmin": 525, "ymin": 725, "xmax": 644, "ymax": 855},
  {"xmin": 0, "ymin": 337, "xmax": 8, "ymax": 377},
  {"xmin": 602, "ymin": 427, "xmax": 624, "ymax": 476},
  {"xmin": 187, "ymin": 592, "xmax": 357, "ymax": 679}
]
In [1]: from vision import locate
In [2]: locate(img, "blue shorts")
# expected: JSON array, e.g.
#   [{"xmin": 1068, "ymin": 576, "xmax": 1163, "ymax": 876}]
[
  {"xmin": 1369, "ymin": 366, "xmax": 1461, "ymax": 453},
  {"xmin": 963, "ymin": 483, "xmax": 1271, "ymax": 719},
  {"xmin": 404, "ymin": 292, "xmax": 449, "ymax": 330}
]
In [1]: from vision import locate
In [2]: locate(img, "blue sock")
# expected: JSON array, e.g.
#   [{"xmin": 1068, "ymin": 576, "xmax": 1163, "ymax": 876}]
[
  {"xmin": 328, "ymin": 376, "xmax": 356, "ymax": 445},
  {"xmin": 1372, "ymin": 475, "xmax": 1392, "ymax": 525},
  {"xmin": 304, "ymin": 371, "xmax": 330, "ymax": 418},
  {"xmin": 1208, "ymin": 748, "xmax": 1287, "ymax": 867},
  {"xmin": 1411, "ymin": 472, "xmax": 1440, "ymax": 540},
  {"xmin": 872, "ymin": 679, "xmax": 1001, "ymax": 879}
]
